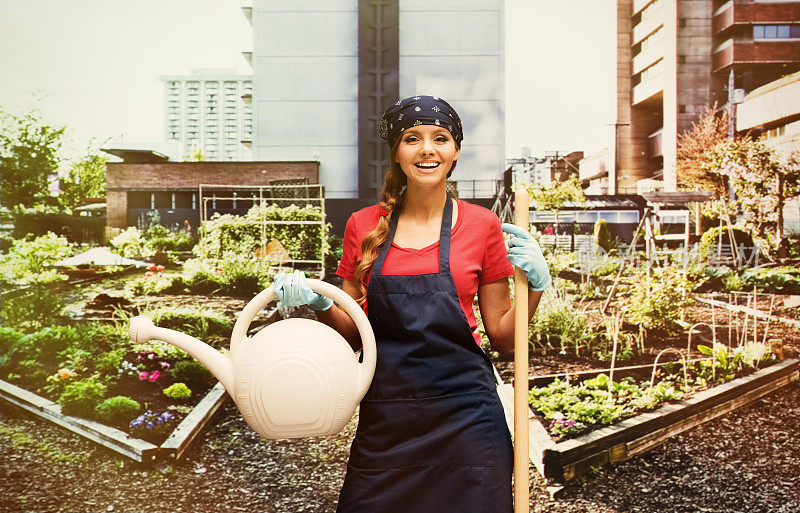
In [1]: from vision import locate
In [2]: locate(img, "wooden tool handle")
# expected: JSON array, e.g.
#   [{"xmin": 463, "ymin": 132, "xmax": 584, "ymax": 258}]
[{"xmin": 513, "ymin": 187, "xmax": 530, "ymax": 513}]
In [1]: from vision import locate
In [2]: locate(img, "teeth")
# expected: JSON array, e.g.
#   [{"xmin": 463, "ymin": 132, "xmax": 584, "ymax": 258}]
[{"xmin": 416, "ymin": 163, "xmax": 438, "ymax": 168}]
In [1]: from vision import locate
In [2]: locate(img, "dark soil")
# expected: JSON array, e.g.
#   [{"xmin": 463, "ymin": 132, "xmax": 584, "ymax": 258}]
[{"xmin": 1, "ymin": 292, "xmax": 799, "ymax": 512}]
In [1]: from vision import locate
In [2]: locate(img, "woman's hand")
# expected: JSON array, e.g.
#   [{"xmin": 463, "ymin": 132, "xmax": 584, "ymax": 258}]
[
  {"xmin": 500, "ymin": 223, "xmax": 552, "ymax": 292},
  {"xmin": 273, "ymin": 270, "xmax": 333, "ymax": 311}
]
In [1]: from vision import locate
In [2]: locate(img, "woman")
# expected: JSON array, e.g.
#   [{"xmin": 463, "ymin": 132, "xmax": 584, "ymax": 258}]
[{"xmin": 272, "ymin": 95, "xmax": 550, "ymax": 512}]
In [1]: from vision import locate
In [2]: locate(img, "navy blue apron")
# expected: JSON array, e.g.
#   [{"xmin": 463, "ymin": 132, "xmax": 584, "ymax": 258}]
[{"xmin": 336, "ymin": 197, "xmax": 513, "ymax": 513}]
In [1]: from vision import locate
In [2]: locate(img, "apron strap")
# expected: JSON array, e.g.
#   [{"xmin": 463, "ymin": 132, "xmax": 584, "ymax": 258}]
[{"xmin": 373, "ymin": 196, "xmax": 454, "ymax": 276}]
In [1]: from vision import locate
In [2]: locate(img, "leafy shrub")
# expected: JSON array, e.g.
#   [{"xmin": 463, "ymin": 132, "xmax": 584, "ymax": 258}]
[
  {"xmin": 194, "ymin": 203, "xmax": 329, "ymax": 262},
  {"xmin": 618, "ymin": 267, "xmax": 691, "ymax": 334},
  {"xmin": 171, "ymin": 359, "xmax": 216, "ymax": 388},
  {"xmin": 698, "ymin": 226, "xmax": 754, "ymax": 259},
  {"xmin": 95, "ymin": 396, "xmax": 141, "ymax": 425},
  {"xmin": 57, "ymin": 375, "xmax": 107, "ymax": 418},
  {"xmin": 0, "ymin": 327, "xmax": 26, "ymax": 356},
  {"xmin": 15, "ymin": 326, "xmax": 81, "ymax": 363},
  {"xmin": 529, "ymin": 373, "xmax": 684, "ymax": 439},
  {"xmin": 109, "ymin": 227, "xmax": 154, "ymax": 260},
  {"xmin": 94, "ymin": 348, "xmax": 126, "ymax": 374},
  {"xmin": 163, "ymin": 382, "xmax": 192, "ymax": 399},
  {"xmin": 126, "ymin": 273, "xmax": 177, "ymax": 296},
  {"xmin": 144, "ymin": 223, "xmax": 196, "ymax": 252},
  {"xmin": 740, "ymin": 266, "xmax": 800, "ymax": 294},
  {"xmin": 0, "ymin": 232, "xmax": 74, "ymax": 285},
  {"xmin": 149, "ymin": 307, "xmax": 232, "ymax": 340},
  {"xmin": 529, "ymin": 288, "xmax": 590, "ymax": 355},
  {"xmin": 593, "ymin": 219, "xmax": 615, "ymax": 253},
  {"xmin": 2, "ymin": 286, "xmax": 67, "ymax": 333}
]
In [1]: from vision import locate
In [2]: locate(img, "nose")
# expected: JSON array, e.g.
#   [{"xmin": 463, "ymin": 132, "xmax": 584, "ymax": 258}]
[{"xmin": 419, "ymin": 137, "xmax": 435, "ymax": 156}]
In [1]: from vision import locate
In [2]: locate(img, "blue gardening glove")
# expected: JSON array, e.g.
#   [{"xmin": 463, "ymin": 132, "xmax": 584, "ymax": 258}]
[
  {"xmin": 272, "ymin": 270, "xmax": 333, "ymax": 311},
  {"xmin": 501, "ymin": 223, "xmax": 552, "ymax": 292}
]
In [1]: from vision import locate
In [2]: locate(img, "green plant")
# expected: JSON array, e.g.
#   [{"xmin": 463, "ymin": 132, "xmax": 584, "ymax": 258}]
[
  {"xmin": 529, "ymin": 288, "xmax": 590, "ymax": 355},
  {"xmin": 94, "ymin": 348, "xmax": 126, "ymax": 374},
  {"xmin": 618, "ymin": 267, "xmax": 691, "ymax": 334},
  {"xmin": 171, "ymin": 359, "xmax": 215, "ymax": 388},
  {"xmin": 14, "ymin": 325, "xmax": 81, "ymax": 362},
  {"xmin": 163, "ymin": 382, "xmax": 192, "ymax": 400},
  {"xmin": 593, "ymin": 219, "xmax": 615, "ymax": 253},
  {"xmin": 109, "ymin": 227, "xmax": 154, "ymax": 259},
  {"xmin": 95, "ymin": 396, "xmax": 141, "ymax": 425},
  {"xmin": 697, "ymin": 226, "xmax": 754, "ymax": 260},
  {"xmin": 0, "ymin": 232, "xmax": 74, "ymax": 285},
  {"xmin": 194, "ymin": 203, "xmax": 329, "ymax": 262},
  {"xmin": 1, "ymin": 285, "xmax": 67, "ymax": 332},
  {"xmin": 57, "ymin": 375, "xmax": 107, "ymax": 418}
]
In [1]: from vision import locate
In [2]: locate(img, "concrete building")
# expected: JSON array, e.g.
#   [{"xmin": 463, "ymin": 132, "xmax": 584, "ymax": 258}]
[
  {"xmin": 507, "ymin": 150, "xmax": 584, "ymax": 188},
  {"xmin": 160, "ymin": 69, "xmax": 253, "ymax": 162},
  {"xmin": 613, "ymin": 0, "xmax": 800, "ymax": 194},
  {"xmin": 244, "ymin": 0, "xmax": 504, "ymax": 201}
]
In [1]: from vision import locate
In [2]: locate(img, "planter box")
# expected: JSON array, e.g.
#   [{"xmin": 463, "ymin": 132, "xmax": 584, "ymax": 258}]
[
  {"xmin": 502, "ymin": 359, "xmax": 799, "ymax": 482},
  {"xmin": 0, "ymin": 379, "xmax": 228, "ymax": 463}
]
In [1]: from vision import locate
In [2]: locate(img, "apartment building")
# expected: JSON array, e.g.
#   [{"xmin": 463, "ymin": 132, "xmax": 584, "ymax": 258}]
[
  {"xmin": 613, "ymin": 0, "xmax": 800, "ymax": 194},
  {"xmin": 161, "ymin": 69, "xmax": 253, "ymax": 161}
]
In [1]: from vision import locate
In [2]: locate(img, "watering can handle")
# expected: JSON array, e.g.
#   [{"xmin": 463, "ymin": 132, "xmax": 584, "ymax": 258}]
[{"xmin": 229, "ymin": 279, "xmax": 377, "ymax": 402}]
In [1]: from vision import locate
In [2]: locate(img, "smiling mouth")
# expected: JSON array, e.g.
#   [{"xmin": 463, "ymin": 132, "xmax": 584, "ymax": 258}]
[{"xmin": 414, "ymin": 162, "xmax": 440, "ymax": 169}]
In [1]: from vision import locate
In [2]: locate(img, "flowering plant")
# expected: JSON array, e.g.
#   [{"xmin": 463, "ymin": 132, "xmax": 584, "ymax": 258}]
[{"xmin": 129, "ymin": 410, "xmax": 176, "ymax": 442}]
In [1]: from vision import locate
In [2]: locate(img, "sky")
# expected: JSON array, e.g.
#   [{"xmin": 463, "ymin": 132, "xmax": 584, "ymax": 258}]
[{"xmin": 0, "ymin": 0, "xmax": 615, "ymax": 165}]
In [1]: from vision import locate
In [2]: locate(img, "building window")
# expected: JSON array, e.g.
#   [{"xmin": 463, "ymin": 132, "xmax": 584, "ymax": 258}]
[
  {"xmin": 171, "ymin": 193, "xmax": 176, "ymax": 209},
  {"xmin": 192, "ymin": 193, "xmax": 197, "ymax": 209},
  {"xmin": 753, "ymin": 25, "xmax": 800, "ymax": 39}
]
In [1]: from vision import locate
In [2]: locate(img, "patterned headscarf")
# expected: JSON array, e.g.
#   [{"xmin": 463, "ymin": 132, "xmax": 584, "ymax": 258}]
[{"xmin": 379, "ymin": 95, "xmax": 463, "ymax": 149}]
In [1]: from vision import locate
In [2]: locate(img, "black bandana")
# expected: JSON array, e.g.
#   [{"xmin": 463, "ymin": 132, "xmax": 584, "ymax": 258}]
[{"xmin": 379, "ymin": 95, "xmax": 463, "ymax": 149}]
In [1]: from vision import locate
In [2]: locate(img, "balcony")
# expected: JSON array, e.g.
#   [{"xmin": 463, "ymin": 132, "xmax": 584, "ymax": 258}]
[
  {"xmin": 633, "ymin": 74, "xmax": 664, "ymax": 105},
  {"xmin": 714, "ymin": 2, "xmax": 800, "ymax": 35},
  {"xmin": 633, "ymin": 41, "xmax": 664, "ymax": 75},
  {"xmin": 632, "ymin": 5, "xmax": 664, "ymax": 45},
  {"xmin": 633, "ymin": 0, "xmax": 658, "ymax": 16},
  {"xmin": 713, "ymin": 40, "xmax": 800, "ymax": 72}
]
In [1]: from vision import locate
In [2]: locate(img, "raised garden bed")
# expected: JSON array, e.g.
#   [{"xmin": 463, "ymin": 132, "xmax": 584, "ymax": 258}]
[
  {"xmin": 0, "ymin": 378, "xmax": 228, "ymax": 462},
  {"xmin": 504, "ymin": 358, "xmax": 799, "ymax": 482}
]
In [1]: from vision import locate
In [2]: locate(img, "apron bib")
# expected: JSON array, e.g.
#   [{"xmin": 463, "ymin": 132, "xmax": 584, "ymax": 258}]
[{"xmin": 336, "ymin": 197, "xmax": 513, "ymax": 513}]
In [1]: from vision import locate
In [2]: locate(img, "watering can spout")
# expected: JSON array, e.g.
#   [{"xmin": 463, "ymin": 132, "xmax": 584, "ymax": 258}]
[{"xmin": 129, "ymin": 316, "xmax": 235, "ymax": 394}]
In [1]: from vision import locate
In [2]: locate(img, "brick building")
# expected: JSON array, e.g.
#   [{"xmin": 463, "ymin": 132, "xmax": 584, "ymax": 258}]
[
  {"xmin": 104, "ymin": 149, "xmax": 318, "ymax": 230},
  {"xmin": 612, "ymin": 0, "xmax": 800, "ymax": 194}
]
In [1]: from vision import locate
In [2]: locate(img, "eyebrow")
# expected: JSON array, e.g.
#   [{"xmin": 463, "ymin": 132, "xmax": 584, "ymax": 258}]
[{"xmin": 403, "ymin": 128, "xmax": 451, "ymax": 136}]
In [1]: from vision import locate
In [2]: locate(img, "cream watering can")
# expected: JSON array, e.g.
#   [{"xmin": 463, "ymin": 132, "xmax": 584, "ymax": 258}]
[{"xmin": 128, "ymin": 279, "xmax": 376, "ymax": 439}]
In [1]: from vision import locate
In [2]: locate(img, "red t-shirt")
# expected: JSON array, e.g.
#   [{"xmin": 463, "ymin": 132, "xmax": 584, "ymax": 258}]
[{"xmin": 336, "ymin": 199, "xmax": 513, "ymax": 346}]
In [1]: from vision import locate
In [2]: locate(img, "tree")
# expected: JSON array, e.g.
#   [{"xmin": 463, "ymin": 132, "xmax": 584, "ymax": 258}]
[
  {"xmin": 525, "ymin": 175, "xmax": 586, "ymax": 227},
  {"xmin": 706, "ymin": 139, "xmax": 800, "ymax": 256},
  {"xmin": 58, "ymin": 151, "xmax": 109, "ymax": 211},
  {"xmin": 184, "ymin": 145, "xmax": 206, "ymax": 162},
  {"xmin": 0, "ymin": 108, "xmax": 66, "ymax": 208},
  {"xmin": 676, "ymin": 104, "xmax": 728, "ymax": 193}
]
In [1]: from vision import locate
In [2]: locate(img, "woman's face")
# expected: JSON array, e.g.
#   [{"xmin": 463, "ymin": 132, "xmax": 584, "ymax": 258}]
[{"xmin": 394, "ymin": 125, "xmax": 459, "ymax": 187}]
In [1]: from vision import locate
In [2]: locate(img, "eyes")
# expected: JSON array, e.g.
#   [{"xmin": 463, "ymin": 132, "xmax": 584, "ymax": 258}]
[{"xmin": 402, "ymin": 133, "xmax": 451, "ymax": 144}]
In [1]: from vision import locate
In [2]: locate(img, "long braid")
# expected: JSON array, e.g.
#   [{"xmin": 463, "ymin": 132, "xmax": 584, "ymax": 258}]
[{"xmin": 353, "ymin": 146, "xmax": 406, "ymax": 305}]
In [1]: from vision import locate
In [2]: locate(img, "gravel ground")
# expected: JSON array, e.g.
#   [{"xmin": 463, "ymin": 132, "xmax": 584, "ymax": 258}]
[
  {"xmin": 2, "ymin": 377, "xmax": 799, "ymax": 512},
  {"xmin": 2, "ymin": 295, "xmax": 799, "ymax": 512}
]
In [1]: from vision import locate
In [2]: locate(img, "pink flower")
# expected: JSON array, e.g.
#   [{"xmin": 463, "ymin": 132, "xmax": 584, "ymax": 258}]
[
  {"xmin": 148, "ymin": 370, "xmax": 161, "ymax": 382},
  {"xmin": 138, "ymin": 371, "xmax": 148, "ymax": 381}
]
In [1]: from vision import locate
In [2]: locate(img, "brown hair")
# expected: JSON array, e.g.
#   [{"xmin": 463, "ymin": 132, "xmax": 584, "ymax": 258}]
[
  {"xmin": 352, "ymin": 141, "xmax": 406, "ymax": 305},
  {"xmin": 352, "ymin": 139, "xmax": 459, "ymax": 305}
]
